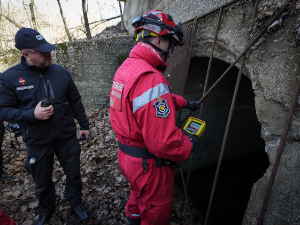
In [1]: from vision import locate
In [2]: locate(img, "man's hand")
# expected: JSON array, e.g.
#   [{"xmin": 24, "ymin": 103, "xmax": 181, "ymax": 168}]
[
  {"xmin": 34, "ymin": 101, "xmax": 53, "ymax": 120},
  {"xmin": 186, "ymin": 101, "xmax": 200, "ymax": 111},
  {"xmin": 78, "ymin": 130, "xmax": 89, "ymax": 139},
  {"xmin": 183, "ymin": 131, "xmax": 198, "ymax": 152}
]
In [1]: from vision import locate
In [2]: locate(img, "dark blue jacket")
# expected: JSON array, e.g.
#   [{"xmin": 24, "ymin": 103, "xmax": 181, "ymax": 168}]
[
  {"xmin": 0, "ymin": 56, "xmax": 89, "ymax": 145},
  {"xmin": 0, "ymin": 73, "xmax": 3, "ymax": 133}
]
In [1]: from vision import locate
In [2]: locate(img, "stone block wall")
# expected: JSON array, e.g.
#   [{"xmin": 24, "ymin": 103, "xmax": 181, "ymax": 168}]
[
  {"xmin": 121, "ymin": 0, "xmax": 233, "ymax": 34},
  {"xmin": 182, "ymin": 1, "xmax": 300, "ymax": 225},
  {"xmin": 52, "ymin": 37, "xmax": 136, "ymax": 110}
]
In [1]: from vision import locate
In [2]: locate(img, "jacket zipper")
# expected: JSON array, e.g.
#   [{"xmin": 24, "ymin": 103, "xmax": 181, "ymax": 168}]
[
  {"xmin": 146, "ymin": 205, "xmax": 157, "ymax": 212},
  {"xmin": 39, "ymin": 74, "xmax": 52, "ymax": 129},
  {"xmin": 39, "ymin": 74, "xmax": 48, "ymax": 97},
  {"xmin": 40, "ymin": 74, "xmax": 54, "ymax": 99}
]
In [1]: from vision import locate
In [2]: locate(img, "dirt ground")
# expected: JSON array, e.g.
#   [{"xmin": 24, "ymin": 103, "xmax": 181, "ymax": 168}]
[{"xmin": 0, "ymin": 108, "xmax": 201, "ymax": 225}]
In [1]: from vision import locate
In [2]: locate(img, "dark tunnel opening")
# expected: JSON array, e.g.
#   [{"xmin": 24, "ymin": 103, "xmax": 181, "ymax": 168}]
[{"xmin": 174, "ymin": 57, "xmax": 270, "ymax": 225}]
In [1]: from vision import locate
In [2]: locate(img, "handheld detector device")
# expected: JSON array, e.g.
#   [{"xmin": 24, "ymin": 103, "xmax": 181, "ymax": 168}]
[{"xmin": 183, "ymin": 117, "xmax": 206, "ymax": 138}]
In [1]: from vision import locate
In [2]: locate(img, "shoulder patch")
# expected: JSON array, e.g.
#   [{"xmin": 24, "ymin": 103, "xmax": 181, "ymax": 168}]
[
  {"xmin": 110, "ymin": 80, "xmax": 124, "ymax": 112},
  {"xmin": 153, "ymin": 97, "xmax": 170, "ymax": 118}
]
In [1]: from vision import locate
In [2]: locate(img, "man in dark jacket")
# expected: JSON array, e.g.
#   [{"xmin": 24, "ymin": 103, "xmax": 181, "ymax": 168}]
[
  {"xmin": 0, "ymin": 120, "xmax": 4, "ymax": 181},
  {"xmin": 0, "ymin": 27, "xmax": 90, "ymax": 225},
  {"xmin": 0, "ymin": 71, "xmax": 3, "ymax": 181},
  {"xmin": 0, "ymin": 72, "xmax": 11, "ymax": 183}
]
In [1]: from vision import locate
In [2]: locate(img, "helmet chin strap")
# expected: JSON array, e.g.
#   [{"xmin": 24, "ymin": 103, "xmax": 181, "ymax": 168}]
[{"xmin": 142, "ymin": 37, "xmax": 174, "ymax": 62}]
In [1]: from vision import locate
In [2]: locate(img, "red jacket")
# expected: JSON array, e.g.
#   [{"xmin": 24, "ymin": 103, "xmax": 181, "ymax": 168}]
[
  {"xmin": 0, "ymin": 209, "xmax": 16, "ymax": 225},
  {"xmin": 110, "ymin": 42, "xmax": 192, "ymax": 161}
]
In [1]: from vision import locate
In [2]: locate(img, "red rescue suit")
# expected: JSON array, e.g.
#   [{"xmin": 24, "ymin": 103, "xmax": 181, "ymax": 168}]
[
  {"xmin": 110, "ymin": 42, "xmax": 192, "ymax": 225},
  {"xmin": 0, "ymin": 208, "xmax": 16, "ymax": 225}
]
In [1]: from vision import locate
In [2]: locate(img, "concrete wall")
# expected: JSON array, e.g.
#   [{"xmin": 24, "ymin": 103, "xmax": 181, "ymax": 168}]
[
  {"xmin": 188, "ymin": 2, "xmax": 300, "ymax": 225},
  {"xmin": 52, "ymin": 37, "xmax": 136, "ymax": 110},
  {"xmin": 121, "ymin": 0, "xmax": 233, "ymax": 35},
  {"xmin": 0, "ymin": 49, "xmax": 22, "ymax": 72},
  {"xmin": 120, "ymin": 0, "xmax": 300, "ymax": 224},
  {"xmin": 177, "ymin": 1, "xmax": 300, "ymax": 225}
]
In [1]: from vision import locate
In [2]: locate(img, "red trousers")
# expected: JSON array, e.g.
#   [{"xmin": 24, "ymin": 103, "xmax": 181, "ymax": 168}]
[
  {"xmin": 118, "ymin": 150, "xmax": 174, "ymax": 225},
  {"xmin": 0, "ymin": 208, "xmax": 16, "ymax": 225}
]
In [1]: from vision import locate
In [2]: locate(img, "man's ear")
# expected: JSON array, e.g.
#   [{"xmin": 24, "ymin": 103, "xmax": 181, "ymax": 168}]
[
  {"xmin": 154, "ymin": 35, "xmax": 163, "ymax": 48},
  {"xmin": 21, "ymin": 51, "xmax": 29, "ymax": 59}
]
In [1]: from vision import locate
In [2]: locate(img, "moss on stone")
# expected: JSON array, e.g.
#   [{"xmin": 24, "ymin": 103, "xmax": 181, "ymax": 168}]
[
  {"xmin": 57, "ymin": 42, "xmax": 68, "ymax": 52},
  {"xmin": 0, "ymin": 49, "xmax": 20, "ymax": 67}
]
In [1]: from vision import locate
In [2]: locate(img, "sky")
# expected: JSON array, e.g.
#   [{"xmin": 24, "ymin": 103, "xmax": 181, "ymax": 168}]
[
  {"xmin": 32, "ymin": 0, "xmax": 123, "ymax": 42},
  {"xmin": 34, "ymin": 0, "xmax": 122, "ymax": 24},
  {"xmin": 0, "ymin": 0, "xmax": 124, "ymax": 48}
]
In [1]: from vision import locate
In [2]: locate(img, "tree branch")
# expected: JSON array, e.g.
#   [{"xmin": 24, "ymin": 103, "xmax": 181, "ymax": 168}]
[{"xmin": 0, "ymin": 13, "xmax": 22, "ymax": 28}]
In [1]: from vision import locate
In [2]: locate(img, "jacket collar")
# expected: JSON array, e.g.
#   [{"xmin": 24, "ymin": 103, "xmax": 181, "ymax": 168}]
[
  {"xmin": 20, "ymin": 56, "xmax": 50, "ymax": 74},
  {"xmin": 129, "ymin": 42, "xmax": 167, "ymax": 73}
]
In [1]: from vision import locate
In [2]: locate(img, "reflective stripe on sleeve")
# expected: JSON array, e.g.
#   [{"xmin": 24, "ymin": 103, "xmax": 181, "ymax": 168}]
[
  {"xmin": 125, "ymin": 206, "xmax": 141, "ymax": 217},
  {"xmin": 132, "ymin": 83, "xmax": 170, "ymax": 113}
]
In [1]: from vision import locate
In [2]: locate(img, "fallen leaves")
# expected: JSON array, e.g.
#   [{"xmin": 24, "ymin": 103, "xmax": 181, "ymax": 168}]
[{"xmin": 0, "ymin": 108, "xmax": 201, "ymax": 224}]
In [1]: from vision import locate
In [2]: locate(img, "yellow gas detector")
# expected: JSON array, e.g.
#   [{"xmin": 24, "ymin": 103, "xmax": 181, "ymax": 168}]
[{"xmin": 183, "ymin": 117, "xmax": 206, "ymax": 138}]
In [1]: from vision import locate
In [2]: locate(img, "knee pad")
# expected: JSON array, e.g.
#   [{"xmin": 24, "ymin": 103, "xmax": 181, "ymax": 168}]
[{"xmin": 127, "ymin": 216, "xmax": 141, "ymax": 225}]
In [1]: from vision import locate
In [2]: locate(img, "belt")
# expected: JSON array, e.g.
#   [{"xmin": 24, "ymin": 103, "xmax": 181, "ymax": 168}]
[
  {"xmin": 118, "ymin": 141, "xmax": 156, "ymax": 159},
  {"xmin": 118, "ymin": 141, "xmax": 169, "ymax": 172}
]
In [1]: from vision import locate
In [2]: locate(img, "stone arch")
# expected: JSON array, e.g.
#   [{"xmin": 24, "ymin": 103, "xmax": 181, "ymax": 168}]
[{"xmin": 175, "ymin": 54, "xmax": 270, "ymax": 225}]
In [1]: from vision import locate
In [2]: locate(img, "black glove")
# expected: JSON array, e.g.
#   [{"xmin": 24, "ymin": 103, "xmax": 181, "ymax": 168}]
[
  {"xmin": 186, "ymin": 101, "xmax": 200, "ymax": 111},
  {"xmin": 184, "ymin": 131, "xmax": 198, "ymax": 152}
]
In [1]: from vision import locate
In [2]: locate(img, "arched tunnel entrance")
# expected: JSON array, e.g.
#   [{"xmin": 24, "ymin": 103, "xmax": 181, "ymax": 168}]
[{"xmin": 174, "ymin": 57, "xmax": 270, "ymax": 225}]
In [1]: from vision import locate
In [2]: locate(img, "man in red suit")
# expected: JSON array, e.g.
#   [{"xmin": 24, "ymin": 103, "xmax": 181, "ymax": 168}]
[{"xmin": 110, "ymin": 9, "xmax": 199, "ymax": 225}]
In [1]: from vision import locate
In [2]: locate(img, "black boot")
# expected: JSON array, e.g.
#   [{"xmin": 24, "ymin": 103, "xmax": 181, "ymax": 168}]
[
  {"xmin": 34, "ymin": 206, "xmax": 55, "ymax": 225},
  {"xmin": 127, "ymin": 216, "xmax": 141, "ymax": 225},
  {"xmin": 72, "ymin": 203, "xmax": 90, "ymax": 221}
]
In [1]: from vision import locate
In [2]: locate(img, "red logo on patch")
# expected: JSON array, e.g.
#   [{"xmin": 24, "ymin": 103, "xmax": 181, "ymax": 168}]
[{"xmin": 19, "ymin": 78, "xmax": 25, "ymax": 85}]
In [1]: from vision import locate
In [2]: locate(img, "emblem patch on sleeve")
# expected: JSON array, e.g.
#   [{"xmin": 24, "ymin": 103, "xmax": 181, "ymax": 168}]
[{"xmin": 153, "ymin": 97, "xmax": 170, "ymax": 118}]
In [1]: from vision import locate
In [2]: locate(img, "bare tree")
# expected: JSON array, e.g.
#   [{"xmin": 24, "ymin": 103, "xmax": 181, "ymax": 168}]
[
  {"xmin": 118, "ymin": 0, "xmax": 125, "ymax": 30},
  {"xmin": 57, "ymin": 0, "xmax": 72, "ymax": 42},
  {"xmin": 29, "ymin": 0, "xmax": 37, "ymax": 30},
  {"xmin": 82, "ymin": 0, "xmax": 92, "ymax": 40},
  {"xmin": 97, "ymin": 0, "xmax": 102, "ymax": 19},
  {"xmin": 23, "ymin": 0, "xmax": 33, "ymax": 28},
  {"xmin": 0, "ymin": 13, "xmax": 22, "ymax": 29}
]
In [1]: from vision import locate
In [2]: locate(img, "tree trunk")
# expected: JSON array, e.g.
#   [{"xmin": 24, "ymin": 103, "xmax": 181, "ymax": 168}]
[
  {"xmin": 29, "ymin": 0, "xmax": 37, "ymax": 30},
  {"xmin": 57, "ymin": 0, "xmax": 72, "ymax": 42},
  {"xmin": 118, "ymin": 0, "xmax": 125, "ymax": 31},
  {"xmin": 82, "ymin": 0, "xmax": 92, "ymax": 40},
  {"xmin": 23, "ymin": 0, "xmax": 33, "ymax": 28},
  {"xmin": 0, "ymin": 0, "xmax": 2, "ymax": 50}
]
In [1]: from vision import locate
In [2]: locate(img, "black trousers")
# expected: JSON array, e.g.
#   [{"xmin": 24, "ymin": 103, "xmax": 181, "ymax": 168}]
[
  {"xmin": 0, "ymin": 121, "xmax": 4, "ymax": 176},
  {"xmin": 25, "ymin": 135, "xmax": 83, "ymax": 208}
]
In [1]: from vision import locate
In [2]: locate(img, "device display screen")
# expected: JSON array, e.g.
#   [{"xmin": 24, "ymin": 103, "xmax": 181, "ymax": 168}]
[{"xmin": 186, "ymin": 121, "xmax": 201, "ymax": 133}]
